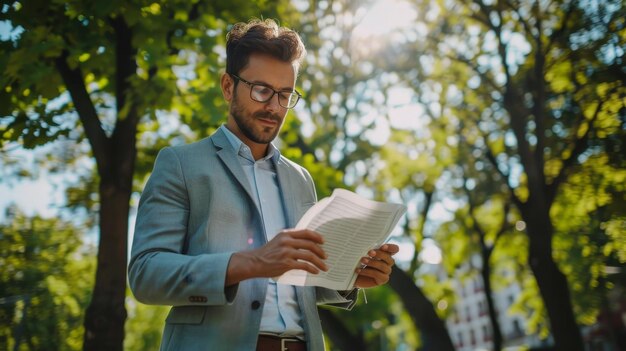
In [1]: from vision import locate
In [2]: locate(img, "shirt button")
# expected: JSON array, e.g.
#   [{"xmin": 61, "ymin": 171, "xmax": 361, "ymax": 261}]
[{"xmin": 251, "ymin": 300, "xmax": 261, "ymax": 310}]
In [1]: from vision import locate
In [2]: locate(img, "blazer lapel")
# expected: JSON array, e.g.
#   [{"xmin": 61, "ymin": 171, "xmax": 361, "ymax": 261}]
[
  {"xmin": 276, "ymin": 158, "xmax": 298, "ymax": 228},
  {"xmin": 211, "ymin": 129, "xmax": 259, "ymax": 211}
]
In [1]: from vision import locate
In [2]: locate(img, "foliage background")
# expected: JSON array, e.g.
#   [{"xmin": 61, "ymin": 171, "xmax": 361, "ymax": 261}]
[{"xmin": 1, "ymin": 0, "xmax": 624, "ymax": 350}]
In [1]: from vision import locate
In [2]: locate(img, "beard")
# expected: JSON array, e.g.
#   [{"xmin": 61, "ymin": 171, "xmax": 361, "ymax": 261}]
[{"xmin": 230, "ymin": 92, "xmax": 283, "ymax": 144}]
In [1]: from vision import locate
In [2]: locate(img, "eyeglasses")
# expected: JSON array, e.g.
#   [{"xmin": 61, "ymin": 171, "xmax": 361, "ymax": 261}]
[{"xmin": 230, "ymin": 74, "xmax": 302, "ymax": 109}]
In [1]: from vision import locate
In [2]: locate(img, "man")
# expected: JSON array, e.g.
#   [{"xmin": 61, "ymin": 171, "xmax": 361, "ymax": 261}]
[{"xmin": 128, "ymin": 19, "xmax": 399, "ymax": 351}]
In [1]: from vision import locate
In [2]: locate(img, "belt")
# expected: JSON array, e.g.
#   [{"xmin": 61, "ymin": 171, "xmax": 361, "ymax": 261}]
[{"xmin": 256, "ymin": 334, "xmax": 307, "ymax": 351}]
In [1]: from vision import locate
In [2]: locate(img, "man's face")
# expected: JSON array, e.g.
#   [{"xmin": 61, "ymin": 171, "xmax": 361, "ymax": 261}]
[{"xmin": 224, "ymin": 53, "xmax": 297, "ymax": 146}]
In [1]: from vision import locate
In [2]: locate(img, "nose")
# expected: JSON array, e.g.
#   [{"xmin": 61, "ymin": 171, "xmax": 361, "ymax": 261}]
[{"xmin": 265, "ymin": 93, "xmax": 283, "ymax": 113}]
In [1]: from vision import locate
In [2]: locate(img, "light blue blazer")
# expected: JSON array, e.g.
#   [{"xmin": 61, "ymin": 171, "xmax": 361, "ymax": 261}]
[{"xmin": 128, "ymin": 128, "xmax": 356, "ymax": 351}]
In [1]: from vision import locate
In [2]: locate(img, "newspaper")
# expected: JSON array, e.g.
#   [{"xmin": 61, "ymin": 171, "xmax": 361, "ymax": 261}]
[{"xmin": 275, "ymin": 189, "xmax": 406, "ymax": 290}]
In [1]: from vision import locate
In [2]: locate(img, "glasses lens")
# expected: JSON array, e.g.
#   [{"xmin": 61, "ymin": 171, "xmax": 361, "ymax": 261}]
[
  {"xmin": 250, "ymin": 85, "xmax": 274, "ymax": 102},
  {"xmin": 280, "ymin": 92, "xmax": 299, "ymax": 108},
  {"xmin": 246, "ymin": 81, "xmax": 300, "ymax": 109}
]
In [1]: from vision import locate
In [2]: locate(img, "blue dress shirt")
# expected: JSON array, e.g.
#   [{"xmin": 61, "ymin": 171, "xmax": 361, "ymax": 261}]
[{"xmin": 221, "ymin": 125, "xmax": 305, "ymax": 339}]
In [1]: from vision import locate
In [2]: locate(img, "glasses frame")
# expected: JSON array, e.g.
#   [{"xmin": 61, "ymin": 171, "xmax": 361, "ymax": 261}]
[{"xmin": 230, "ymin": 73, "xmax": 302, "ymax": 109}]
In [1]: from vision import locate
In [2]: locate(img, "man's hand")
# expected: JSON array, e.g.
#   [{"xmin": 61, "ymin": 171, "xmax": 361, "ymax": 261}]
[
  {"xmin": 226, "ymin": 229, "xmax": 328, "ymax": 286},
  {"xmin": 354, "ymin": 244, "xmax": 399, "ymax": 289}
]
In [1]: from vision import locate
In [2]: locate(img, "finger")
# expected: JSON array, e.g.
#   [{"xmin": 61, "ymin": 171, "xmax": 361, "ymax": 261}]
[
  {"xmin": 368, "ymin": 250, "xmax": 395, "ymax": 266},
  {"xmin": 380, "ymin": 244, "xmax": 400, "ymax": 254},
  {"xmin": 273, "ymin": 232, "xmax": 327, "ymax": 259},
  {"xmin": 287, "ymin": 229, "xmax": 325, "ymax": 244},
  {"xmin": 293, "ymin": 250, "xmax": 329, "ymax": 271},
  {"xmin": 355, "ymin": 276, "xmax": 381, "ymax": 289},
  {"xmin": 360, "ymin": 257, "xmax": 392, "ymax": 275},
  {"xmin": 288, "ymin": 238, "xmax": 327, "ymax": 259},
  {"xmin": 355, "ymin": 266, "xmax": 389, "ymax": 285},
  {"xmin": 292, "ymin": 260, "xmax": 322, "ymax": 274}
]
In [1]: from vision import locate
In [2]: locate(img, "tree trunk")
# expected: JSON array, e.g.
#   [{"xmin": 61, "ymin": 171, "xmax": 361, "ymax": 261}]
[
  {"xmin": 389, "ymin": 266, "xmax": 455, "ymax": 351},
  {"xmin": 480, "ymin": 248, "xmax": 503, "ymax": 351},
  {"xmin": 83, "ymin": 124, "xmax": 137, "ymax": 351},
  {"xmin": 525, "ymin": 207, "xmax": 584, "ymax": 351},
  {"xmin": 505, "ymin": 85, "xmax": 584, "ymax": 349},
  {"xmin": 319, "ymin": 308, "xmax": 367, "ymax": 351},
  {"xmin": 82, "ymin": 185, "xmax": 130, "ymax": 351}
]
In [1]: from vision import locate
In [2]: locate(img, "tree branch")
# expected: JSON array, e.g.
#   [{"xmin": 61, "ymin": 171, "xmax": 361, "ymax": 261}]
[
  {"xmin": 444, "ymin": 53, "xmax": 502, "ymax": 92},
  {"xmin": 462, "ymin": 172, "xmax": 487, "ymax": 240},
  {"xmin": 148, "ymin": 1, "xmax": 203, "ymax": 80},
  {"xmin": 546, "ymin": 1, "xmax": 576, "ymax": 53},
  {"xmin": 488, "ymin": 1, "xmax": 538, "ymax": 189},
  {"xmin": 409, "ymin": 190, "xmax": 434, "ymax": 275},
  {"xmin": 546, "ymin": 99, "xmax": 605, "ymax": 204},
  {"xmin": 471, "ymin": 0, "xmax": 495, "ymax": 30},
  {"xmin": 531, "ymin": 0, "xmax": 547, "ymax": 192},
  {"xmin": 461, "ymin": 110, "xmax": 525, "ymax": 210},
  {"xmin": 501, "ymin": 0, "xmax": 534, "ymax": 45},
  {"xmin": 468, "ymin": 11, "xmax": 493, "ymax": 30},
  {"xmin": 490, "ymin": 0, "xmax": 512, "ymax": 83},
  {"xmin": 54, "ymin": 50, "xmax": 108, "ymax": 168},
  {"xmin": 483, "ymin": 141, "xmax": 524, "ymax": 210},
  {"xmin": 493, "ymin": 201, "xmax": 512, "ymax": 247},
  {"xmin": 165, "ymin": 2, "xmax": 201, "ymax": 56},
  {"xmin": 110, "ymin": 16, "xmax": 139, "ymax": 128}
]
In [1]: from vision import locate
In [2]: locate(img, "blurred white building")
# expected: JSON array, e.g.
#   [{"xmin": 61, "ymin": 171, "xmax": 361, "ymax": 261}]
[
  {"xmin": 445, "ymin": 273, "xmax": 548, "ymax": 351},
  {"xmin": 418, "ymin": 255, "xmax": 549, "ymax": 351}
]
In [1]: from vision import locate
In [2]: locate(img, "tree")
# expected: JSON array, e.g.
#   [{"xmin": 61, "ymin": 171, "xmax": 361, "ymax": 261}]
[
  {"xmin": 456, "ymin": 152, "xmax": 513, "ymax": 350},
  {"xmin": 0, "ymin": 208, "xmax": 96, "ymax": 351},
  {"xmin": 291, "ymin": 0, "xmax": 456, "ymax": 348},
  {"xmin": 0, "ymin": 1, "xmax": 292, "ymax": 349},
  {"xmin": 391, "ymin": 0, "xmax": 626, "ymax": 349},
  {"xmin": 368, "ymin": 131, "xmax": 456, "ymax": 351},
  {"xmin": 123, "ymin": 296, "xmax": 169, "ymax": 351}
]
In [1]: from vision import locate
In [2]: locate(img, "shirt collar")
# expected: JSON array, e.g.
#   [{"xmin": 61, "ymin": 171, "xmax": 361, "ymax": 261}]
[{"xmin": 219, "ymin": 125, "xmax": 281, "ymax": 163}]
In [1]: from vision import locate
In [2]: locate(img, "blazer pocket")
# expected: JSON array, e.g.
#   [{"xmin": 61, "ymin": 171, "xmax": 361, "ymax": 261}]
[{"xmin": 165, "ymin": 306, "xmax": 207, "ymax": 325}]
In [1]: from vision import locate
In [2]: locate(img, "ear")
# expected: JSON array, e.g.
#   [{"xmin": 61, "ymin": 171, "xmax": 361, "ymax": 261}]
[{"xmin": 221, "ymin": 73, "xmax": 234, "ymax": 102}]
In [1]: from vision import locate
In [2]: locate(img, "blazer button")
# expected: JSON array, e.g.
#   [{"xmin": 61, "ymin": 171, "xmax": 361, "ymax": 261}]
[
  {"xmin": 188, "ymin": 295, "xmax": 207, "ymax": 303},
  {"xmin": 251, "ymin": 300, "xmax": 261, "ymax": 310}
]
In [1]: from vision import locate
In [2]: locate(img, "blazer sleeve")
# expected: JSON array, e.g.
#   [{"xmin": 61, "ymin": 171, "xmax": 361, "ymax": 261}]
[{"xmin": 128, "ymin": 147, "xmax": 237, "ymax": 307}]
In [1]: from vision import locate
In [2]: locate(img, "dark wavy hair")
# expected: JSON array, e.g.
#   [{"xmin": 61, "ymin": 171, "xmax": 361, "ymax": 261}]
[{"xmin": 225, "ymin": 18, "xmax": 306, "ymax": 76}]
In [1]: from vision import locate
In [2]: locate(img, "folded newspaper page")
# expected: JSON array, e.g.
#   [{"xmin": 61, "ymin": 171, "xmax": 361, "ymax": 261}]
[{"xmin": 275, "ymin": 189, "xmax": 406, "ymax": 290}]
